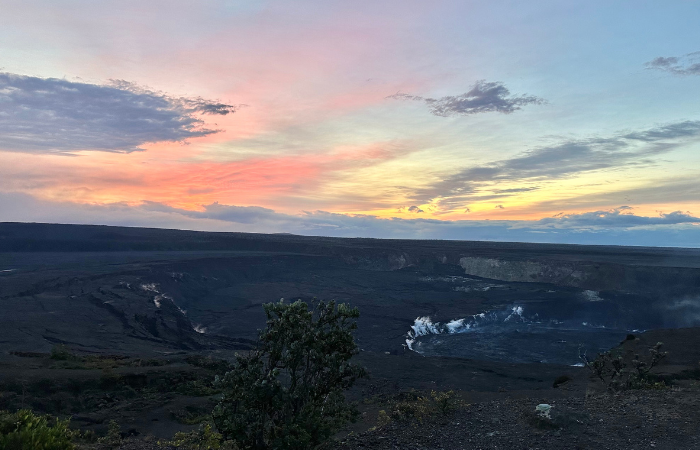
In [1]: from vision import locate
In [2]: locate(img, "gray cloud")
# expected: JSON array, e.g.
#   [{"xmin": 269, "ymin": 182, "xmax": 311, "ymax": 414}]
[
  {"xmin": 2, "ymin": 192, "xmax": 700, "ymax": 247},
  {"xmin": 0, "ymin": 73, "xmax": 239, "ymax": 154},
  {"xmin": 538, "ymin": 207, "xmax": 700, "ymax": 229},
  {"xmin": 109, "ymin": 79, "xmax": 241, "ymax": 115},
  {"xmin": 645, "ymin": 52, "xmax": 700, "ymax": 76},
  {"xmin": 396, "ymin": 205, "xmax": 424, "ymax": 214},
  {"xmin": 623, "ymin": 120, "xmax": 700, "ymax": 141},
  {"xmin": 186, "ymin": 99, "xmax": 241, "ymax": 115},
  {"xmin": 387, "ymin": 80, "xmax": 545, "ymax": 117},
  {"xmin": 492, "ymin": 187, "xmax": 539, "ymax": 194},
  {"xmin": 142, "ymin": 201, "xmax": 280, "ymax": 225},
  {"xmin": 413, "ymin": 120, "xmax": 700, "ymax": 205}
]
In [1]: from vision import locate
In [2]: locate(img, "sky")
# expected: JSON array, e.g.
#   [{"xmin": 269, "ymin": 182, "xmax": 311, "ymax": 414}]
[{"xmin": 1, "ymin": 0, "xmax": 700, "ymax": 246}]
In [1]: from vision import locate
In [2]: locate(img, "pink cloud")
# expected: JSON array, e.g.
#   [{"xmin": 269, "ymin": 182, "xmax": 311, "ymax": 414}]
[{"xmin": 0, "ymin": 138, "xmax": 416, "ymax": 211}]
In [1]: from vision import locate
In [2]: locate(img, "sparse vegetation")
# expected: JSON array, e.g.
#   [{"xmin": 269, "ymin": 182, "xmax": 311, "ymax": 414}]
[
  {"xmin": 390, "ymin": 393, "xmax": 433, "ymax": 423},
  {"xmin": 46, "ymin": 346, "xmax": 167, "ymax": 371},
  {"xmin": 159, "ymin": 424, "xmax": 238, "ymax": 450},
  {"xmin": 430, "ymin": 390, "xmax": 462, "ymax": 416},
  {"xmin": 185, "ymin": 355, "xmax": 232, "ymax": 373},
  {"xmin": 366, "ymin": 389, "xmax": 467, "ymax": 429},
  {"xmin": 170, "ymin": 404, "xmax": 213, "ymax": 425},
  {"xmin": 581, "ymin": 342, "xmax": 668, "ymax": 391},
  {"xmin": 50, "ymin": 345, "xmax": 73, "ymax": 361},
  {"xmin": 375, "ymin": 410, "xmax": 391, "ymax": 428},
  {"xmin": 0, "ymin": 409, "xmax": 75, "ymax": 450},
  {"xmin": 213, "ymin": 299, "xmax": 367, "ymax": 449},
  {"xmin": 97, "ymin": 420, "xmax": 122, "ymax": 447},
  {"xmin": 0, "ymin": 353, "xmax": 225, "ymax": 418}
]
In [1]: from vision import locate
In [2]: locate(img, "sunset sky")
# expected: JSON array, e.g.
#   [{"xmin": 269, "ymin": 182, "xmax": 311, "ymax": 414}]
[{"xmin": 1, "ymin": 1, "xmax": 700, "ymax": 245}]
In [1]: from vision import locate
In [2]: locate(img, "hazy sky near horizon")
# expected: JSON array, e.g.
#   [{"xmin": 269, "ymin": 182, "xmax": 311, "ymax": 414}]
[{"xmin": 1, "ymin": 1, "xmax": 700, "ymax": 245}]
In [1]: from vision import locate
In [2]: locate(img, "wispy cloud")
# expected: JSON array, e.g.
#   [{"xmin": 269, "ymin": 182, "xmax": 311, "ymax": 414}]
[
  {"xmin": 0, "ymin": 73, "xmax": 239, "ymax": 154},
  {"xmin": 142, "ymin": 201, "xmax": 282, "ymax": 225},
  {"xmin": 645, "ymin": 52, "xmax": 700, "ymax": 76},
  {"xmin": 108, "ymin": 80, "xmax": 241, "ymax": 115},
  {"xmin": 0, "ymin": 138, "xmax": 421, "ymax": 212},
  {"xmin": 412, "ymin": 120, "xmax": 700, "ymax": 205},
  {"xmin": 539, "ymin": 207, "xmax": 700, "ymax": 229},
  {"xmin": 397, "ymin": 205, "xmax": 424, "ymax": 214},
  {"xmin": 387, "ymin": 80, "xmax": 546, "ymax": 117},
  {"xmin": 492, "ymin": 187, "xmax": 539, "ymax": 194}
]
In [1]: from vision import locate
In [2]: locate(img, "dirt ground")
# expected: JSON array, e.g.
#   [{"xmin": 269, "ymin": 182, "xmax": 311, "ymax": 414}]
[
  {"xmin": 4, "ymin": 331, "xmax": 700, "ymax": 449},
  {"xmin": 337, "ymin": 386, "xmax": 700, "ymax": 450}
]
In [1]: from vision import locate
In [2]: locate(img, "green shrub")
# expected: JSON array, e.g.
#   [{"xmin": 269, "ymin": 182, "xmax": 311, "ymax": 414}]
[
  {"xmin": 97, "ymin": 420, "xmax": 121, "ymax": 447},
  {"xmin": 430, "ymin": 390, "xmax": 461, "ymax": 416},
  {"xmin": 176, "ymin": 380, "xmax": 219, "ymax": 397},
  {"xmin": 581, "ymin": 342, "xmax": 668, "ymax": 391},
  {"xmin": 0, "ymin": 409, "xmax": 75, "ymax": 450},
  {"xmin": 170, "ymin": 405, "xmax": 212, "ymax": 425},
  {"xmin": 386, "ymin": 390, "xmax": 464, "ymax": 423},
  {"xmin": 159, "ymin": 424, "xmax": 238, "ymax": 449},
  {"xmin": 376, "ymin": 410, "xmax": 391, "ymax": 428},
  {"xmin": 391, "ymin": 395, "xmax": 433, "ymax": 422},
  {"xmin": 185, "ymin": 355, "xmax": 231, "ymax": 373},
  {"xmin": 213, "ymin": 300, "xmax": 367, "ymax": 450},
  {"xmin": 50, "ymin": 345, "xmax": 73, "ymax": 361}
]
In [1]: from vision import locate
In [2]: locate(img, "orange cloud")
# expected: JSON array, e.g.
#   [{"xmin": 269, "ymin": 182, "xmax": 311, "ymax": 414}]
[{"xmin": 0, "ymin": 139, "xmax": 416, "ymax": 212}]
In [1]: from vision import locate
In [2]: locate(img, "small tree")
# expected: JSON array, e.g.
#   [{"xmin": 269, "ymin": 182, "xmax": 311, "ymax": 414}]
[{"xmin": 213, "ymin": 300, "xmax": 367, "ymax": 450}]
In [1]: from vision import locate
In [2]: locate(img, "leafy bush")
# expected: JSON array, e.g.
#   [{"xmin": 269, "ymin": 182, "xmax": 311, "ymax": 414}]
[
  {"xmin": 375, "ymin": 410, "xmax": 391, "ymax": 428},
  {"xmin": 159, "ymin": 424, "xmax": 238, "ymax": 450},
  {"xmin": 50, "ymin": 345, "xmax": 73, "ymax": 361},
  {"xmin": 581, "ymin": 342, "xmax": 667, "ymax": 391},
  {"xmin": 385, "ymin": 390, "xmax": 464, "ymax": 423},
  {"xmin": 391, "ymin": 396, "xmax": 432, "ymax": 422},
  {"xmin": 430, "ymin": 390, "xmax": 461, "ymax": 416},
  {"xmin": 185, "ymin": 355, "xmax": 232, "ymax": 373},
  {"xmin": 174, "ymin": 379, "xmax": 219, "ymax": 397},
  {"xmin": 213, "ymin": 300, "xmax": 367, "ymax": 450},
  {"xmin": 0, "ymin": 409, "xmax": 75, "ymax": 450},
  {"xmin": 170, "ymin": 405, "xmax": 212, "ymax": 425},
  {"xmin": 97, "ymin": 420, "xmax": 121, "ymax": 447}
]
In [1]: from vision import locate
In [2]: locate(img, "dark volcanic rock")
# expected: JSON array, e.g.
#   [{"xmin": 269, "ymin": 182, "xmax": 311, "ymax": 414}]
[
  {"xmin": 2, "ymin": 222, "xmax": 700, "ymax": 357},
  {"xmin": 2, "ymin": 223, "xmax": 700, "ymax": 444},
  {"xmin": 337, "ymin": 389, "xmax": 700, "ymax": 450}
]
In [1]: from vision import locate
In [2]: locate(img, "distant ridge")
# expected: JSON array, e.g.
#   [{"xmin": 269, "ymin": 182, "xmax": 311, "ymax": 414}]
[{"xmin": 2, "ymin": 222, "xmax": 700, "ymax": 266}]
